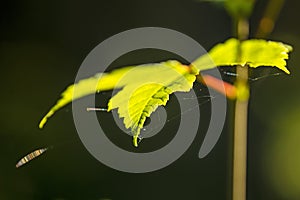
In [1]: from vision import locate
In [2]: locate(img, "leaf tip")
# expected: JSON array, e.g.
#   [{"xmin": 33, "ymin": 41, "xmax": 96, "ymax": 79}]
[
  {"xmin": 284, "ymin": 69, "xmax": 291, "ymax": 75},
  {"xmin": 133, "ymin": 136, "xmax": 138, "ymax": 147},
  {"xmin": 38, "ymin": 110, "xmax": 54, "ymax": 129},
  {"xmin": 39, "ymin": 118, "xmax": 47, "ymax": 129},
  {"xmin": 277, "ymin": 65, "xmax": 291, "ymax": 74},
  {"xmin": 284, "ymin": 44, "xmax": 293, "ymax": 52}
]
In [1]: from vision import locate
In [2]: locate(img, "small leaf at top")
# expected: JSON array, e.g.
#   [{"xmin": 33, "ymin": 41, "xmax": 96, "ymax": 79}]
[
  {"xmin": 192, "ymin": 38, "xmax": 292, "ymax": 74},
  {"xmin": 224, "ymin": 0, "xmax": 255, "ymax": 18},
  {"xmin": 197, "ymin": 0, "xmax": 255, "ymax": 18}
]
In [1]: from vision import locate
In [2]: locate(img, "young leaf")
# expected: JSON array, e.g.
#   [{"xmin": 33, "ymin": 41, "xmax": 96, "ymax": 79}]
[
  {"xmin": 197, "ymin": 0, "xmax": 255, "ymax": 18},
  {"xmin": 39, "ymin": 66, "xmax": 134, "ymax": 128},
  {"xmin": 192, "ymin": 38, "xmax": 292, "ymax": 74},
  {"xmin": 39, "ymin": 60, "xmax": 197, "ymax": 146},
  {"xmin": 107, "ymin": 61, "xmax": 196, "ymax": 146},
  {"xmin": 224, "ymin": 0, "xmax": 255, "ymax": 18},
  {"xmin": 39, "ymin": 38, "xmax": 292, "ymax": 147}
]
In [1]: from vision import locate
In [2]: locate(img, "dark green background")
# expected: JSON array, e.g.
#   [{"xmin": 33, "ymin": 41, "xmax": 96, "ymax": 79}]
[{"xmin": 1, "ymin": 0, "xmax": 300, "ymax": 199}]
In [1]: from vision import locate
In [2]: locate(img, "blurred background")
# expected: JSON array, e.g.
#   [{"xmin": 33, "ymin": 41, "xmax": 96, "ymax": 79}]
[{"xmin": 1, "ymin": 0, "xmax": 299, "ymax": 199}]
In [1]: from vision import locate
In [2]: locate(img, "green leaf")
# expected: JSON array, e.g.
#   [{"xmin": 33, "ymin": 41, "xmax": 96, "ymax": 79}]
[
  {"xmin": 39, "ymin": 60, "xmax": 196, "ymax": 146},
  {"xmin": 39, "ymin": 66, "xmax": 133, "ymax": 128},
  {"xmin": 107, "ymin": 61, "xmax": 196, "ymax": 146},
  {"xmin": 197, "ymin": 0, "xmax": 255, "ymax": 18},
  {"xmin": 192, "ymin": 38, "xmax": 293, "ymax": 74},
  {"xmin": 224, "ymin": 0, "xmax": 255, "ymax": 18},
  {"xmin": 39, "ymin": 38, "xmax": 292, "ymax": 147}
]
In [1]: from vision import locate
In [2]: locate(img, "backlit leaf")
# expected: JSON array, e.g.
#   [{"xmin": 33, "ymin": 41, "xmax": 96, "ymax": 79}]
[
  {"xmin": 107, "ymin": 61, "xmax": 196, "ymax": 146},
  {"xmin": 39, "ymin": 66, "xmax": 133, "ymax": 128},
  {"xmin": 39, "ymin": 38, "xmax": 292, "ymax": 147},
  {"xmin": 39, "ymin": 60, "xmax": 196, "ymax": 146},
  {"xmin": 192, "ymin": 38, "xmax": 292, "ymax": 74}
]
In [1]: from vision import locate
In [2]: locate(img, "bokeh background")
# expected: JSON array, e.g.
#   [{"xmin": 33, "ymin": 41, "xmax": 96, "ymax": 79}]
[{"xmin": 1, "ymin": 0, "xmax": 300, "ymax": 199}]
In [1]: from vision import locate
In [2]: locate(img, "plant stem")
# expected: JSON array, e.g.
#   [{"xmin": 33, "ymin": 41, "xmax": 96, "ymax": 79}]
[
  {"xmin": 232, "ymin": 18, "xmax": 249, "ymax": 200},
  {"xmin": 232, "ymin": 89, "xmax": 248, "ymax": 200}
]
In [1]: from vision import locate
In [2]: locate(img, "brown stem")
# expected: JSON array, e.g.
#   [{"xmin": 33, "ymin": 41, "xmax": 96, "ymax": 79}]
[
  {"xmin": 255, "ymin": 0, "xmax": 285, "ymax": 38},
  {"xmin": 231, "ymin": 0, "xmax": 285, "ymax": 198},
  {"xmin": 232, "ymin": 18, "xmax": 249, "ymax": 200}
]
